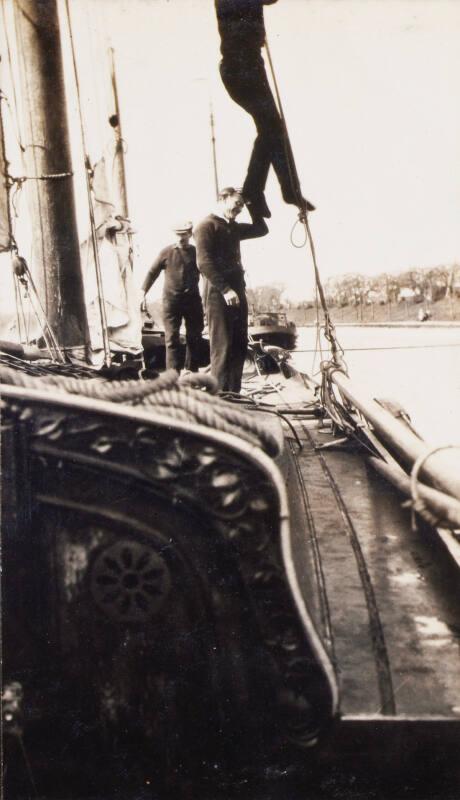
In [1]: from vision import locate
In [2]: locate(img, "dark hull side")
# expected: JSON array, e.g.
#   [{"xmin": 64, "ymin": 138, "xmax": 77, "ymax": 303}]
[
  {"xmin": 249, "ymin": 326, "xmax": 297, "ymax": 351},
  {"xmin": 142, "ymin": 328, "xmax": 210, "ymax": 371},
  {"xmin": 1, "ymin": 371, "xmax": 459, "ymax": 798}
]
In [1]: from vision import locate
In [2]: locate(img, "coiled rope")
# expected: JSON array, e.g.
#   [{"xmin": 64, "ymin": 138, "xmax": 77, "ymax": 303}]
[{"xmin": 0, "ymin": 366, "xmax": 282, "ymax": 457}]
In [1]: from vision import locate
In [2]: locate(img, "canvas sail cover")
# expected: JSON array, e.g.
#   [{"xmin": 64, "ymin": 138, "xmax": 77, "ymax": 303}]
[
  {"xmin": 82, "ymin": 156, "xmax": 142, "ymax": 361},
  {"xmin": 0, "ymin": 107, "xmax": 11, "ymax": 252}
]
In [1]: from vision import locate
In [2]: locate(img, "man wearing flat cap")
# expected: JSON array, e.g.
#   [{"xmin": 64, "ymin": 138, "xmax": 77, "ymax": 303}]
[
  {"xmin": 141, "ymin": 222, "xmax": 204, "ymax": 372},
  {"xmin": 194, "ymin": 187, "xmax": 268, "ymax": 393}
]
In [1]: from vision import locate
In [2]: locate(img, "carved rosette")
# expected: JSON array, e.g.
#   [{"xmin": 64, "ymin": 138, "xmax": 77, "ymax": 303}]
[{"xmin": 90, "ymin": 540, "xmax": 171, "ymax": 622}]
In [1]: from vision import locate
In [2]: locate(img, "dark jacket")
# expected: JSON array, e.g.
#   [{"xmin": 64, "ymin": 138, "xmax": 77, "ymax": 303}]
[
  {"xmin": 194, "ymin": 214, "xmax": 268, "ymax": 299},
  {"xmin": 141, "ymin": 244, "xmax": 200, "ymax": 295},
  {"xmin": 215, "ymin": 0, "xmax": 277, "ymax": 65}
]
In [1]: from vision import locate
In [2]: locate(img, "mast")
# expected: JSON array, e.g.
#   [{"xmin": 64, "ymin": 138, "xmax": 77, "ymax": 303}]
[
  {"xmin": 209, "ymin": 101, "xmax": 219, "ymax": 201},
  {"xmin": 108, "ymin": 46, "xmax": 129, "ymax": 219},
  {"xmin": 12, "ymin": 0, "xmax": 89, "ymax": 355}
]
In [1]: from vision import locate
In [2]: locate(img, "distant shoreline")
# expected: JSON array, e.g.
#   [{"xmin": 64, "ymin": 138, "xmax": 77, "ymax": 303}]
[
  {"xmin": 298, "ymin": 321, "xmax": 460, "ymax": 329},
  {"xmin": 287, "ymin": 295, "xmax": 460, "ymax": 326}
]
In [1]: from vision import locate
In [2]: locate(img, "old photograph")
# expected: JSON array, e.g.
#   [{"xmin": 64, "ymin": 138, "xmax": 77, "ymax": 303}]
[{"xmin": 1, "ymin": 1, "xmax": 459, "ymax": 797}]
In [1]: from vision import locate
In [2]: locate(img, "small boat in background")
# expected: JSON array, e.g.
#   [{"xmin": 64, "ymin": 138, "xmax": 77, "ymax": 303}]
[{"xmin": 249, "ymin": 311, "xmax": 298, "ymax": 350}]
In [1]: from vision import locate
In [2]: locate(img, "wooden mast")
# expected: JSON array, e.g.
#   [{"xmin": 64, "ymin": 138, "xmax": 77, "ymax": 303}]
[
  {"xmin": 209, "ymin": 102, "xmax": 219, "ymax": 201},
  {"xmin": 13, "ymin": 0, "xmax": 89, "ymax": 356}
]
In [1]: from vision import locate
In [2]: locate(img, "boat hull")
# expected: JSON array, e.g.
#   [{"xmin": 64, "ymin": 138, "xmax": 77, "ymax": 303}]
[
  {"xmin": 249, "ymin": 325, "xmax": 297, "ymax": 350},
  {"xmin": 141, "ymin": 327, "xmax": 210, "ymax": 371}
]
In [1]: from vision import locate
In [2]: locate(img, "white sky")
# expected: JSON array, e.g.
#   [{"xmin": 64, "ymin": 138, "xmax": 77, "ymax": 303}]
[{"xmin": 4, "ymin": 0, "xmax": 460, "ymax": 302}]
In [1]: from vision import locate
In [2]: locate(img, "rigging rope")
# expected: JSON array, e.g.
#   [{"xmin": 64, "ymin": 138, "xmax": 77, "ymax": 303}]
[
  {"xmin": 63, "ymin": 0, "xmax": 111, "ymax": 367},
  {"xmin": 0, "ymin": 0, "xmax": 25, "ymax": 152},
  {"xmin": 11, "ymin": 251, "xmax": 65, "ymax": 362},
  {"xmin": 263, "ymin": 36, "xmax": 346, "ymax": 384},
  {"xmin": 0, "ymin": 75, "xmax": 65, "ymax": 361}
]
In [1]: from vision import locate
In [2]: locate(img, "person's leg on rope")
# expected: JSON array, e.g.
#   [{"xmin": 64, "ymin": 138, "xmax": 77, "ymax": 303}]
[{"xmin": 220, "ymin": 59, "xmax": 314, "ymax": 215}]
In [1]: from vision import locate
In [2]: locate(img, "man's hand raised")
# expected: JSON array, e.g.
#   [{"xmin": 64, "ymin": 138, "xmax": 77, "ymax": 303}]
[{"xmin": 223, "ymin": 289, "xmax": 240, "ymax": 307}]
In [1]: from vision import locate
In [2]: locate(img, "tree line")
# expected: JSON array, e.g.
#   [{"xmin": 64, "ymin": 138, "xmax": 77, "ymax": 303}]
[{"xmin": 247, "ymin": 265, "xmax": 460, "ymax": 311}]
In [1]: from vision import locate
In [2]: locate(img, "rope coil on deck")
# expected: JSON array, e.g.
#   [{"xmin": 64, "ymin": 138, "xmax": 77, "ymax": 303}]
[{"xmin": 0, "ymin": 366, "xmax": 282, "ymax": 457}]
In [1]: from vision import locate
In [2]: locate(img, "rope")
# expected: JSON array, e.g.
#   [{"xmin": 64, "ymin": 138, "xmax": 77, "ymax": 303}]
[
  {"xmin": 263, "ymin": 35, "xmax": 346, "ymax": 374},
  {"xmin": 0, "ymin": 77, "xmax": 66, "ymax": 362},
  {"xmin": 63, "ymin": 0, "xmax": 111, "ymax": 367},
  {"xmin": 0, "ymin": 366, "xmax": 282, "ymax": 457},
  {"xmin": 0, "ymin": 1, "xmax": 25, "ymax": 152},
  {"xmin": 408, "ymin": 445, "xmax": 460, "ymax": 531},
  {"xmin": 12, "ymin": 254, "xmax": 65, "ymax": 363},
  {"xmin": 8, "ymin": 172, "xmax": 73, "ymax": 182},
  {"xmin": 293, "ymin": 342, "xmax": 460, "ymax": 354}
]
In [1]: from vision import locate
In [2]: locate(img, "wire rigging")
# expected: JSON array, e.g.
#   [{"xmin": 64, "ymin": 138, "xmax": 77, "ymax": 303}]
[
  {"xmin": 0, "ymin": 16, "xmax": 65, "ymax": 362},
  {"xmin": 263, "ymin": 33, "xmax": 352, "ymax": 428},
  {"xmin": 63, "ymin": 0, "xmax": 112, "ymax": 367}
]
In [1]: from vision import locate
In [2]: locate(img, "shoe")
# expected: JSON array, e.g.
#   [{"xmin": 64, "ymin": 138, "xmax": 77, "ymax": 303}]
[
  {"xmin": 299, "ymin": 197, "xmax": 316, "ymax": 212},
  {"xmin": 244, "ymin": 193, "xmax": 272, "ymax": 219},
  {"xmin": 283, "ymin": 193, "xmax": 316, "ymax": 212}
]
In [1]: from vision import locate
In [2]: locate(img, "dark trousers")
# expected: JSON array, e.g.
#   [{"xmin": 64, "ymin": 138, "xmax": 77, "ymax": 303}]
[
  {"xmin": 162, "ymin": 291, "xmax": 204, "ymax": 372},
  {"xmin": 219, "ymin": 58, "xmax": 301, "ymax": 206},
  {"xmin": 205, "ymin": 287, "xmax": 248, "ymax": 393}
]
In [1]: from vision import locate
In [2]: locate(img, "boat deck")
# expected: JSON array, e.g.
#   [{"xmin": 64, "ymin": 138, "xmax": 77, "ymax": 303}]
[{"xmin": 246, "ymin": 371, "xmax": 460, "ymax": 768}]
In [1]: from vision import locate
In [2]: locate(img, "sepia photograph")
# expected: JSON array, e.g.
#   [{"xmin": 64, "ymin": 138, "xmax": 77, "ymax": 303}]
[{"xmin": 1, "ymin": 0, "xmax": 459, "ymax": 798}]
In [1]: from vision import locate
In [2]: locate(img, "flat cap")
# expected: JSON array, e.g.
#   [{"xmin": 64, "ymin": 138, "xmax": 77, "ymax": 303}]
[{"xmin": 172, "ymin": 221, "xmax": 193, "ymax": 234}]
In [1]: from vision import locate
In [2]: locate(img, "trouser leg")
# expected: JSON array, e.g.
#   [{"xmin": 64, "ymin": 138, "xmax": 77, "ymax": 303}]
[
  {"xmin": 162, "ymin": 294, "xmax": 183, "ymax": 372},
  {"xmin": 183, "ymin": 293, "xmax": 204, "ymax": 371},
  {"xmin": 205, "ymin": 289, "xmax": 234, "ymax": 392},
  {"xmin": 227, "ymin": 293, "xmax": 248, "ymax": 394},
  {"xmin": 220, "ymin": 59, "xmax": 302, "ymax": 207}
]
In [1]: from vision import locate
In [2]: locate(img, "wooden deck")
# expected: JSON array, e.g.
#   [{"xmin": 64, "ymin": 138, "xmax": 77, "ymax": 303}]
[
  {"xmin": 287, "ymin": 417, "xmax": 460, "ymax": 719},
  {"xmin": 248, "ymin": 369, "xmax": 460, "ymax": 774}
]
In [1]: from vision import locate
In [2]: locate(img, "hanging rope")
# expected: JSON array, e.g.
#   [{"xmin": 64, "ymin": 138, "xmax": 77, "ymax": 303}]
[
  {"xmin": 63, "ymin": 0, "xmax": 111, "ymax": 367},
  {"xmin": 0, "ymin": 0, "xmax": 25, "ymax": 153},
  {"xmin": 263, "ymin": 36, "xmax": 346, "ymax": 375},
  {"xmin": 11, "ymin": 251, "xmax": 66, "ymax": 362},
  {"xmin": 1, "ymin": 79, "xmax": 65, "ymax": 361}
]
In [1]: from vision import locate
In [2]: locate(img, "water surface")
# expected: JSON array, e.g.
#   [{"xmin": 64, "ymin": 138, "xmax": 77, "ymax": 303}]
[{"xmin": 291, "ymin": 325, "xmax": 460, "ymax": 444}]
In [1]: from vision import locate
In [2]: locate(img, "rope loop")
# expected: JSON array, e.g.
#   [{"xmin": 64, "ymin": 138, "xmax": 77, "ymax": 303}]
[{"xmin": 290, "ymin": 216, "xmax": 308, "ymax": 248}]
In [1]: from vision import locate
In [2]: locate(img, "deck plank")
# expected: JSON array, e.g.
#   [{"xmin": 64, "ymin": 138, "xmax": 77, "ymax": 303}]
[{"xmin": 286, "ymin": 418, "xmax": 460, "ymax": 719}]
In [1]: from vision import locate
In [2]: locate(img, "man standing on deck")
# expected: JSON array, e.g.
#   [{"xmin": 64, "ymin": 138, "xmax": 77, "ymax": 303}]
[
  {"xmin": 194, "ymin": 187, "xmax": 268, "ymax": 393},
  {"xmin": 141, "ymin": 222, "xmax": 204, "ymax": 373}
]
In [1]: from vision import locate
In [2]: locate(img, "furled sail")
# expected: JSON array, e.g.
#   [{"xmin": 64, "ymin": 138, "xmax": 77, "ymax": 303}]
[
  {"xmin": 82, "ymin": 155, "xmax": 142, "ymax": 363},
  {"xmin": 0, "ymin": 97, "xmax": 11, "ymax": 252}
]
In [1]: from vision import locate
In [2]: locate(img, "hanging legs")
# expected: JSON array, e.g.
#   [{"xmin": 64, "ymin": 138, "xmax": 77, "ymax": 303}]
[{"xmin": 219, "ymin": 58, "xmax": 314, "ymax": 217}]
